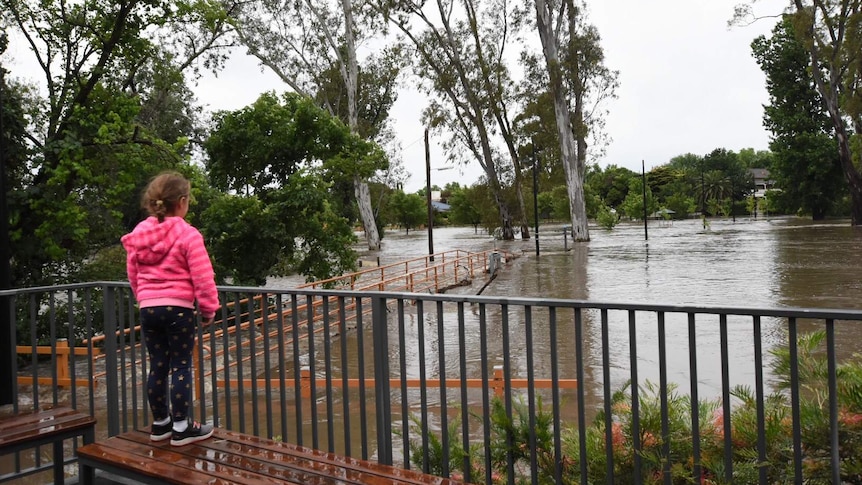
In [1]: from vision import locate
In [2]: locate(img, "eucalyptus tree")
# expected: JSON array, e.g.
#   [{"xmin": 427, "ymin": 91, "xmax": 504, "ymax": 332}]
[
  {"xmin": 369, "ymin": 0, "xmax": 533, "ymax": 241},
  {"xmin": 737, "ymin": 1, "xmax": 862, "ymax": 224},
  {"xmin": 751, "ymin": 15, "xmax": 845, "ymax": 220},
  {"xmin": 1, "ymin": 0, "xmax": 237, "ymax": 285},
  {"xmin": 532, "ymin": 0, "xmax": 618, "ymax": 242},
  {"xmin": 234, "ymin": 0, "xmax": 402, "ymax": 250}
]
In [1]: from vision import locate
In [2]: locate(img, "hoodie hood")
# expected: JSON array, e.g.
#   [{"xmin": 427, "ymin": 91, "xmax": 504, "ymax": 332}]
[{"xmin": 121, "ymin": 217, "xmax": 186, "ymax": 265}]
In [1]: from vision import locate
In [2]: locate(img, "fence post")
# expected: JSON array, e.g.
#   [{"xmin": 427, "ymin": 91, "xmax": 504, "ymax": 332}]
[
  {"xmin": 103, "ymin": 285, "xmax": 120, "ymax": 437},
  {"xmin": 371, "ymin": 294, "xmax": 392, "ymax": 465},
  {"xmin": 56, "ymin": 338, "xmax": 69, "ymax": 384}
]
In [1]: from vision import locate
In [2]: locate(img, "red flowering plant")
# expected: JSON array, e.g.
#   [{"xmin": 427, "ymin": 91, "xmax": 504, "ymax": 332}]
[{"xmin": 405, "ymin": 331, "xmax": 862, "ymax": 483}]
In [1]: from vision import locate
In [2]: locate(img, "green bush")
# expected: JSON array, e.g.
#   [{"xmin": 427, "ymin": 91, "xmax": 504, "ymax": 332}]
[{"xmin": 407, "ymin": 330, "xmax": 862, "ymax": 484}]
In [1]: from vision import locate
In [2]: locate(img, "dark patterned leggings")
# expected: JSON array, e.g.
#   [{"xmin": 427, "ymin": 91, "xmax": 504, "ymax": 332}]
[{"xmin": 140, "ymin": 306, "xmax": 196, "ymax": 422}]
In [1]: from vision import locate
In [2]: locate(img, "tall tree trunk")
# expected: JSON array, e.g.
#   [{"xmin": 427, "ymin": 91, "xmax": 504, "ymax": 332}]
[
  {"xmin": 534, "ymin": 0, "xmax": 589, "ymax": 241},
  {"xmin": 354, "ymin": 176, "xmax": 380, "ymax": 249},
  {"xmin": 794, "ymin": 0, "xmax": 862, "ymax": 225},
  {"xmin": 341, "ymin": 0, "xmax": 380, "ymax": 249}
]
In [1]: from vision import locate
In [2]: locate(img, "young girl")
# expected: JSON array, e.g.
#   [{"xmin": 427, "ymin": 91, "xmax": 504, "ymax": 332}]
[{"xmin": 121, "ymin": 171, "xmax": 220, "ymax": 446}]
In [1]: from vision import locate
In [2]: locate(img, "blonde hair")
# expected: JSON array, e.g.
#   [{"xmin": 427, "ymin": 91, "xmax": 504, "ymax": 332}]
[{"xmin": 141, "ymin": 171, "xmax": 190, "ymax": 222}]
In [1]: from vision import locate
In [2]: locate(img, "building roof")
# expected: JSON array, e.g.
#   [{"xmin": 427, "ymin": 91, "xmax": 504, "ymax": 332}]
[{"xmin": 431, "ymin": 200, "xmax": 451, "ymax": 212}]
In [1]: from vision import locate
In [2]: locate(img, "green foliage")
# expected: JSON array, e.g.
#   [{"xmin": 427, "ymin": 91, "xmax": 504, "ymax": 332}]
[
  {"xmin": 549, "ymin": 185, "xmax": 572, "ymax": 221},
  {"xmin": 205, "ymin": 91, "xmax": 388, "ymax": 233},
  {"xmin": 619, "ymin": 178, "xmax": 657, "ymax": 221},
  {"xmin": 200, "ymin": 172, "xmax": 358, "ymax": 286},
  {"xmin": 663, "ymin": 193, "xmax": 696, "ymax": 219},
  {"xmin": 751, "ymin": 15, "xmax": 847, "ymax": 220},
  {"xmin": 2, "ymin": 0, "xmax": 233, "ymax": 286},
  {"xmin": 448, "ymin": 185, "xmax": 484, "ymax": 231},
  {"xmin": 388, "ymin": 191, "xmax": 426, "ymax": 234},
  {"xmin": 595, "ymin": 205, "xmax": 619, "ymax": 230},
  {"xmin": 408, "ymin": 331, "xmax": 862, "ymax": 484}
]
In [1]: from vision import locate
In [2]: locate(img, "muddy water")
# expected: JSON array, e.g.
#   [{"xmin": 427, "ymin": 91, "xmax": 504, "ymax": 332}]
[{"xmin": 349, "ymin": 216, "xmax": 862, "ymax": 412}]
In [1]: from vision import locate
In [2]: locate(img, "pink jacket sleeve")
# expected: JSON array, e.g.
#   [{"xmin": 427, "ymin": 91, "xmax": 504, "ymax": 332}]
[
  {"xmin": 184, "ymin": 229, "xmax": 220, "ymax": 318},
  {"xmin": 126, "ymin": 246, "xmax": 139, "ymax": 298}
]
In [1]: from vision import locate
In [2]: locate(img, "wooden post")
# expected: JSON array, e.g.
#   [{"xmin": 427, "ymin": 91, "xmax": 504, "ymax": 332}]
[
  {"xmin": 301, "ymin": 366, "xmax": 311, "ymax": 399},
  {"xmin": 56, "ymin": 339, "xmax": 69, "ymax": 383},
  {"xmin": 493, "ymin": 365, "xmax": 504, "ymax": 397}
]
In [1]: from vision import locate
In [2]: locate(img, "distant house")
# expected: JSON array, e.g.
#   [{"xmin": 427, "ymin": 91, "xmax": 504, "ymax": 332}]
[
  {"xmin": 430, "ymin": 190, "xmax": 450, "ymax": 212},
  {"xmin": 749, "ymin": 168, "xmax": 775, "ymax": 198},
  {"xmin": 431, "ymin": 200, "xmax": 451, "ymax": 212}
]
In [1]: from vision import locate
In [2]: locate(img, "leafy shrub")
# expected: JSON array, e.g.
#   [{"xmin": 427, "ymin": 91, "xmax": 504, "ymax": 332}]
[{"xmin": 407, "ymin": 331, "xmax": 862, "ymax": 483}]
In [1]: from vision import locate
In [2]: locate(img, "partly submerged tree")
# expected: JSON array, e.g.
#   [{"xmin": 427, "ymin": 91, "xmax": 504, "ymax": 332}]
[
  {"xmin": 200, "ymin": 173, "xmax": 357, "ymax": 286},
  {"xmin": 736, "ymin": 1, "xmax": 862, "ymax": 224},
  {"xmin": 388, "ymin": 190, "xmax": 426, "ymax": 235},
  {"xmin": 203, "ymin": 92, "xmax": 379, "ymax": 282},
  {"xmin": 751, "ymin": 15, "xmax": 845, "ymax": 220},
  {"xmin": 531, "ymin": 0, "xmax": 618, "ymax": 242},
  {"xmin": 234, "ymin": 0, "xmax": 402, "ymax": 250},
  {"xmin": 369, "ymin": 0, "xmax": 529, "ymax": 241}
]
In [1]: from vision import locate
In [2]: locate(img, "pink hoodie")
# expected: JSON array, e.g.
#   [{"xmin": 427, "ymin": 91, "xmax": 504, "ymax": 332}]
[{"xmin": 121, "ymin": 216, "xmax": 220, "ymax": 318}]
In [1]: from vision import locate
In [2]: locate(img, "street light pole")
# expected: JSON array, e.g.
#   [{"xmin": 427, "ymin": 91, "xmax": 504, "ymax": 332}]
[
  {"xmin": 425, "ymin": 128, "xmax": 435, "ymax": 262},
  {"xmin": 532, "ymin": 143, "xmax": 540, "ymax": 256},
  {"xmin": 642, "ymin": 160, "xmax": 648, "ymax": 241}
]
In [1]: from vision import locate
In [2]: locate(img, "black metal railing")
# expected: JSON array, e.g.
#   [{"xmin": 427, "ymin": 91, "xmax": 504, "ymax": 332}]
[{"xmin": 3, "ymin": 282, "xmax": 862, "ymax": 484}]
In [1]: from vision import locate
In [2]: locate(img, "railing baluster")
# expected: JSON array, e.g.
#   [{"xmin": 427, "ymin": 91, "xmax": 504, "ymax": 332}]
[
  {"xmin": 339, "ymin": 296, "xmax": 352, "ymax": 457},
  {"xmin": 290, "ymin": 294, "xmax": 303, "ymax": 446},
  {"xmin": 479, "ymin": 303, "xmax": 493, "ymax": 485},
  {"xmin": 753, "ymin": 315, "xmax": 767, "ymax": 485},
  {"xmin": 826, "ymin": 318, "xmax": 840, "ymax": 484},
  {"xmin": 525, "ymin": 306, "xmax": 538, "ymax": 485},
  {"xmin": 322, "ymin": 296, "xmax": 334, "ymax": 452},
  {"xmin": 658, "ymin": 311, "xmax": 670, "ymax": 485},
  {"xmin": 234, "ymin": 292, "xmax": 246, "ymax": 434},
  {"xmin": 601, "ymin": 308, "xmax": 614, "ymax": 480},
  {"xmin": 457, "ymin": 301, "xmax": 470, "ymax": 483},
  {"xmin": 436, "ymin": 300, "xmax": 449, "ymax": 477},
  {"xmin": 720, "ymin": 314, "xmax": 732, "ymax": 481},
  {"xmin": 549, "ymin": 307, "xmax": 562, "ymax": 484},
  {"xmin": 575, "ymin": 307, "xmax": 588, "ymax": 485},
  {"xmin": 629, "ymin": 309, "xmax": 642, "ymax": 485},
  {"xmin": 417, "ymin": 299, "xmax": 430, "ymax": 473},
  {"xmin": 688, "ymin": 312, "xmax": 701, "ymax": 484},
  {"xmin": 397, "ymin": 298, "xmax": 409, "ymax": 468},
  {"xmin": 371, "ymin": 294, "xmax": 392, "ymax": 465},
  {"xmin": 262, "ymin": 292, "xmax": 274, "ymax": 439},
  {"xmin": 789, "ymin": 317, "xmax": 802, "ymax": 484}
]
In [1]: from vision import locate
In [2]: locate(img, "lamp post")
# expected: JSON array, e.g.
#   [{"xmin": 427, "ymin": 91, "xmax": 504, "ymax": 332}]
[
  {"xmin": 532, "ymin": 143, "xmax": 540, "ymax": 256},
  {"xmin": 642, "ymin": 160, "xmax": 648, "ymax": 241},
  {"xmin": 424, "ymin": 128, "xmax": 453, "ymax": 262}
]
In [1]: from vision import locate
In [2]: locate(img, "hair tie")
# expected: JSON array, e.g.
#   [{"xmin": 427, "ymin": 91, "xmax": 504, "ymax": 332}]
[{"xmin": 155, "ymin": 200, "xmax": 164, "ymax": 207}]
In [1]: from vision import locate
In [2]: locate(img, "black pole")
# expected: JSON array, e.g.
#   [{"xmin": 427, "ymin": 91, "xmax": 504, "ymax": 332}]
[
  {"xmin": 731, "ymin": 178, "xmax": 736, "ymax": 222},
  {"xmin": 0, "ymin": 68, "xmax": 13, "ymax": 405},
  {"xmin": 532, "ymin": 144, "xmax": 540, "ymax": 257},
  {"xmin": 642, "ymin": 160, "xmax": 648, "ymax": 241},
  {"xmin": 701, "ymin": 161, "xmax": 706, "ymax": 229},
  {"xmin": 425, "ymin": 128, "xmax": 434, "ymax": 262}
]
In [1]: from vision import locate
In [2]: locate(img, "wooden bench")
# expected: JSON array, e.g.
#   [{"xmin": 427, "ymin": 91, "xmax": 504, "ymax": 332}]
[
  {"xmin": 0, "ymin": 407, "xmax": 96, "ymax": 484},
  {"xmin": 78, "ymin": 428, "xmax": 465, "ymax": 484}
]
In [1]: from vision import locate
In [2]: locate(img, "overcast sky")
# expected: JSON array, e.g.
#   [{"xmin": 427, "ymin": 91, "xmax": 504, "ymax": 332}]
[{"xmin": 5, "ymin": 1, "xmax": 788, "ymax": 193}]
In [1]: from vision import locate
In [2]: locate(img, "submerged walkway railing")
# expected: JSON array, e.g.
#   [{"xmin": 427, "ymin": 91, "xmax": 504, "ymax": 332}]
[{"xmin": 4, "ymin": 281, "xmax": 862, "ymax": 484}]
